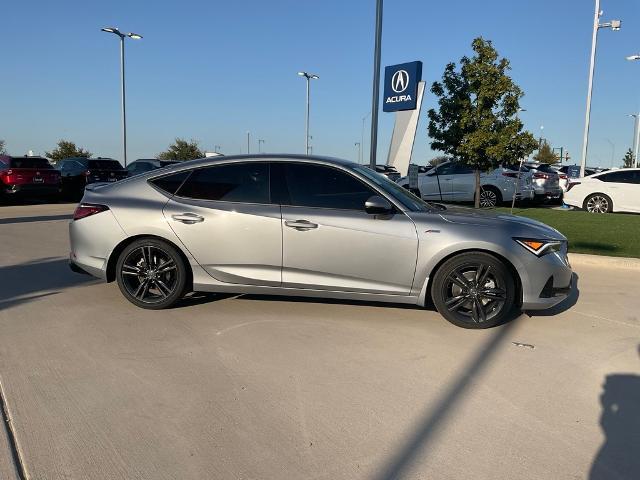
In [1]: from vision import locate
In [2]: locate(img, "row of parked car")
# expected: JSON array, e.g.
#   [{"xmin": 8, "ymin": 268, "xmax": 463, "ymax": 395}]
[
  {"xmin": 2, "ymin": 154, "xmax": 637, "ymax": 213},
  {"xmin": 0, "ymin": 155, "xmax": 179, "ymax": 201}
]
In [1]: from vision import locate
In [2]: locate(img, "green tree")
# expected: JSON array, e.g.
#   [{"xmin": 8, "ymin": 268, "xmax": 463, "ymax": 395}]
[
  {"xmin": 533, "ymin": 141, "xmax": 559, "ymax": 164},
  {"xmin": 157, "ymin": 138, "xmax": 204, "ymax": 161},
  {"xmin": 621, "ymin": 148, "xmax": 634, "ymax": 168},
  {"xmin": 428, "ymin": 37, "xmax": 538, "ymax": 207},
  {"xmin": 0, "ymin": 140, "xmax": 6, "ymax": 155},
  {"xmin": 428, "ymin": 155, "xmax": 449, "ymax": 167},
  {"xmin": 45, "ymin": 139, "xmax": 92, "ymax": 163}
]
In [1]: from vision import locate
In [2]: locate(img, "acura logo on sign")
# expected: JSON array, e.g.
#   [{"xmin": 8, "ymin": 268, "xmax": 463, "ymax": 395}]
[{"xmin": 391, "ymin": 70, "xmax": 409, "ymax": 93}]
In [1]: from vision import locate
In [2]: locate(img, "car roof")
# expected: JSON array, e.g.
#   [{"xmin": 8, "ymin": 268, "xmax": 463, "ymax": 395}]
[{"xmin": 157, "ymin": 154, "xmax": 356, "ymax": 171}]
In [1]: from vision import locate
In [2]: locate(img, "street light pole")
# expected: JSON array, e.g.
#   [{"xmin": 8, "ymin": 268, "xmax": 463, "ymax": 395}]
[
  {"xmin": 101, "ymin": 27, "xmax": 142, "ymax": 167},
  {"xmin": 369, "ymin": 0, "xmax": 383, "ymax": 169},
  {"xmin": 627, "ymin": 55, "xmax": 640, "ymax": 167},
  {"xmin": 630, "ymin": 114, "xmax": 640, "ymax": 168},
  {"xmin": 298, "ymin": 72, "xmax": 319, "ymax": 155},
  {"xmin": 247, "ymin": 131, "xmax": 250, "ymax": 154},
  {"xmin": 258, "ymin": 139, "xmax": 265, "ymax": 153},
  {"xmin": 361, "ymin": 111, "xmax": 371, "ymax": 164},
  {"xmin": 579, "ymin": 1, "xmax": 621, "ymax": 177},
  {"xmin": 355, "ymin": 142, "xmax": 361, "ymax": 163}
]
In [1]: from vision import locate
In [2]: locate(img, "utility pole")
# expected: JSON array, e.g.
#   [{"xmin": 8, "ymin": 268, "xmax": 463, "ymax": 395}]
[{"xmin": 369, "ymin": 0, "xmax": 383, "ymax": 169}]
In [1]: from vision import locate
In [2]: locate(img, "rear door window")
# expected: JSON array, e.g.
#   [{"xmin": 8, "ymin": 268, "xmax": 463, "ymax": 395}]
[
  {"xmin": 597, "ymin": 171, "xmax": 636, "ymax": 183},
  {"xmin": 9, "ymin": 157, "xmax": 52, "ymax": 169},
  {"xmin": 176, "ymin": 162, "xmax": 270, "ymax": 203},
  {"xmin": 149, "ymin": 171, "xmax": 191, "ymax": 195},
  {"xmin": 88, "ymin": 159, "xmax": 123, "ymax": 170}
]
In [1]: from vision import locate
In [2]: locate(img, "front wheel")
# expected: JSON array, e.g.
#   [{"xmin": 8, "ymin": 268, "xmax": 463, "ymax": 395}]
[
  {"xmin": 116, "ymin": 238, "xmax": 188, "ymax": 309},
  {"xmin": 431, "ymin": 252, "xmax": 517, "ymax": 329}
]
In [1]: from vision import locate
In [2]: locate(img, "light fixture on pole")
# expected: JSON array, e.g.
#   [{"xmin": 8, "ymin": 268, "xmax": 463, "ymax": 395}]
[
  {"xmin": 297, "ymin": 71, "xmax": 319, "ymax": 155},
  {"xmin": 101, "ymin": 27, "xmax": 142, "ymax": 167},
  {"xmin": 579, "ymin": 1, "xmax": 622, "ymax": 177}
]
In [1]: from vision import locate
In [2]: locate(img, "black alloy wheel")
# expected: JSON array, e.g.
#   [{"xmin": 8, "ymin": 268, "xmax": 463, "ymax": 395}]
[
  {"xmin": 432, "ymin": 252, "xmax": 516, "ymax": 329},
  {"xmin": 116, "ymin": 238, "xmax": 187, "ymax": 309}
]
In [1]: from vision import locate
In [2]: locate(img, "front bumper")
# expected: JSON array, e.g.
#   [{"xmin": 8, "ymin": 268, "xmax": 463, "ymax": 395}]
[{"xmin": 520, "ymin": 249, "xmax": 573, "ymax": 310}]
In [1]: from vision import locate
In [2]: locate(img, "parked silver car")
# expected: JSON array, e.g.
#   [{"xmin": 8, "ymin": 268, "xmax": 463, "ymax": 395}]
[
  {"xmin": 69, "ymin": 155, "xmax": 572, "ymax": 329},
  {"xmin": 397, "ymin": 161, "xmax": 535, "ymax": 207}
]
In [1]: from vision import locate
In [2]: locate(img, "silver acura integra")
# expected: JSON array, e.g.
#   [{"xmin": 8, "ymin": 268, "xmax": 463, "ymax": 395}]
[{"xmin": 69, "ymin": 155, "xmax": 572, "ymax": 329}]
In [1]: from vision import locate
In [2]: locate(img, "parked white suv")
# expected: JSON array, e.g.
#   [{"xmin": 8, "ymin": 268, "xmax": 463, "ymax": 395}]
[
  {"xmin": 563, "ymin": 168, "xmax": 640, "ymax": 213},
  {"xmin": 397, "ymin": 161, "xmax": 534, "ymax": 207}
]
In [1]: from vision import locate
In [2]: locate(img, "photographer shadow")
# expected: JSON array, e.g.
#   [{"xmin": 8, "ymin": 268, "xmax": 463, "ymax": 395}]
[{"xmin": 590, "ymin": 348, "xmax": 640, "ymax": 479}]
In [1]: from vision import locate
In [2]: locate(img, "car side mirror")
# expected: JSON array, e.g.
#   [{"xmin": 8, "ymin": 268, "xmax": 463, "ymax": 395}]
[{"xmin": 365, "ymin": 195, "xmax": 393, "ymax": 215}]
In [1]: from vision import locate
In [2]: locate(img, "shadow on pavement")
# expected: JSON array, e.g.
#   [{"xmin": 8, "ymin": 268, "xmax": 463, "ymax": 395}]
[
  {"xmin": 590, "ymin": 346, "xmax": 640, "ymax": 480},
  {"xmin": 0, "ymin": 257, "xmax": 96, "ymax": 311},
  {"xmin": 372, "ymin": 319, "xmax": 519, "ymax": 480},
  {"xmin": 0, "ymin": 214, "xmax": 71, "ymax": 225},
  {"xmin": 524, "ymin": 272, "xmax": 580, "ymax": 317}
]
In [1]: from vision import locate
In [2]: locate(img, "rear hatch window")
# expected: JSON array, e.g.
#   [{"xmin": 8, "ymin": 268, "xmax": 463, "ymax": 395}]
[
  {"xmin": 534, "ymin": 164, "xmax": 557, "ymax": 174},
  {"xmin": 88, "ymin": 159, "xmax": 124, "ymax": 170},
  {"xmin": 9, "ymin": 157, "xmax": 53, "ymax": 169}
]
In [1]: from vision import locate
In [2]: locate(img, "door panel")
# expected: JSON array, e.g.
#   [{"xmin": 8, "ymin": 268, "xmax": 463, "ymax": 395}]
[
  {"xmin": 164, "ymin": 198, "xmax": 282, "ymax": 286},
  {"xmin": 281, "ymin": 206, "xmax": 418, "ymax": 294}
]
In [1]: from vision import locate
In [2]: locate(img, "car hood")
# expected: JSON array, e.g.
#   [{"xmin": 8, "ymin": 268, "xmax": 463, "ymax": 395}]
[{"xmin": 408, "ymin": 205, "xmax": 566, "ymax": 241}]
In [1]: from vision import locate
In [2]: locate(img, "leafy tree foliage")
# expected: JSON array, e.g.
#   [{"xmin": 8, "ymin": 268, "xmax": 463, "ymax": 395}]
[
  {"xmin": 45, "ymin": 140, "xmax": 92, "ymax": 163},
  {"xmin": 533, "ymin": 141, "xmax": 559, "ymax": 164},
  {"xmin": 0, "ymin": 140, "xmax": 6, "ymax": 155},
  {"xmin": 622, "ymin": 148, "xmax": 635, "ymax": 168},
  {"xmin": 428, "ymin": 37, "xmax": 537, "ymax": 207},
  {"xmin": 157, "ymin": 138, "xmax": 204, "ymax": 161},
  {"xmin": 428, "ymin": 155, "xmax": 449, "ymax": 167}
]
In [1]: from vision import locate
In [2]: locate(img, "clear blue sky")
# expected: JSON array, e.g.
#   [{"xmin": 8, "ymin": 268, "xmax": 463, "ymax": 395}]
[{"xmin": 1, "ymin": 0, "xmax": 638, "ymax": 168}]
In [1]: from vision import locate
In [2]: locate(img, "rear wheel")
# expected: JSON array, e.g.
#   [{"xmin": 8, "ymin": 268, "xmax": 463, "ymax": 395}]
[
  {"xmin": 116, "ymin": 238, "xmax": 188, "ymax": 309},
  {"xmin": 583, "ymin": 193, "xmax": 612, "ymax": 213},
  {"xmin": 479, "ymin": 186, "xmax": 502, "ymax": 208},
  {"xmin": 431, "ymin": 252, "xmax": 517, "ymax": 329}
]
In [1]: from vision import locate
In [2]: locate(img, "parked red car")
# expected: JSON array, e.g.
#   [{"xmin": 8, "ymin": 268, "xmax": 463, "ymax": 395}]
[{"xmin": 0, "ymin": 155, "xmax": 61, "ymax": 200}]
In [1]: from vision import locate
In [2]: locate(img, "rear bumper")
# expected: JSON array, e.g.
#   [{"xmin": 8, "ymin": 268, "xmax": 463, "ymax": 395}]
[{"xmin": 2, "ymin": 184, "xmax": 60, "ymax": 195}]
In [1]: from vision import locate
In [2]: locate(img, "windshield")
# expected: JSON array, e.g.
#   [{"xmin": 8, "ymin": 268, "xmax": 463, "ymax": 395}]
[{"xmin": 353, "ymin": 165, "xmax": 435, "ymax": 212}]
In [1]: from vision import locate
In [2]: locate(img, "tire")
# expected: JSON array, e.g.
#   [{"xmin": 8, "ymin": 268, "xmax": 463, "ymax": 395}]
[
  {"xmin": 478, "ymin": 186, "xmax": 502, "ymax": 208},
  {"xmin": 115, "ymin": 238, "xmax": 188, "ymax": 309},
  {"xmin": 431, "ymin": 252, "xmax": 517, "ymax": 329},
  {"xmin": 583, "ymin": 193, "xmax": 612, "ymax": 214}
]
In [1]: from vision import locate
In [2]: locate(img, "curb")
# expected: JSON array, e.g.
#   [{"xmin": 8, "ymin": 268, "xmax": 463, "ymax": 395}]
[{"xmin": 568, "ymin": 253, "xmax": 640, "ymax": 271}]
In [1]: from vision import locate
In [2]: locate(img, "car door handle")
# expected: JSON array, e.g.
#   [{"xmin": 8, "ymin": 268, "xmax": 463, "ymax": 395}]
[
  {"xmin": 171, "ymin": 213, "xmax": 205, "ymax": 224},
  {"xmin": 284, "ymin": 219, "xmax": 318, "ymax": 230}
]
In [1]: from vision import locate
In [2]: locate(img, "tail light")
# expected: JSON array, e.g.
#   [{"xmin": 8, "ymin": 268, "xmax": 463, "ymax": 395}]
[
  {"xmin": 566, "ymin": 182, "xmax": 580, "ymax": 192},
  {"xmin": 559, "ymin": 174, "xmax": 567, "ymax": 180},
  {"xmin": 502, "ymin": 172, "xmax": 518, "ymax": 178},
  {"xmin": 534, "ymin": 173, "xmax": 551, "ymax": 179},
  {"xmin": 0, "ymin": 169, "xmax": 15, "ymax": 183},
  {"xmin": 73, "ymin": 203, "xmax": 109, "ymax": 221}
]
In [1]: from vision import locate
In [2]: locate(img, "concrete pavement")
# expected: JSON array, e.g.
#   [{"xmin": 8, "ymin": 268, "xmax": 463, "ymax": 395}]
[{"xmin": 0, "ymin": 203, "xmax": 638, "ymax": 479}]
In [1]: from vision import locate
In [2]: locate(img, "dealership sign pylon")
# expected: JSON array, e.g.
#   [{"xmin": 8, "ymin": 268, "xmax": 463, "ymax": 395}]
[{"xmin": 383, "ymin": 61, "xmax": 424, "ymax": 176}]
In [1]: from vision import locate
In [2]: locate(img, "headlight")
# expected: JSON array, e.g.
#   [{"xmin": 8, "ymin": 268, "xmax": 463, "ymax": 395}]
[{"xmin": 514, "ymin": 238, "xmax": 564, "ymax": 256}]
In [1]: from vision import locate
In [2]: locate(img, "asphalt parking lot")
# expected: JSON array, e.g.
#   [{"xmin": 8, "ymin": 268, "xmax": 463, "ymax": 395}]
[{"xmin": 1, "ymin": 203, "xmax": 639, "ymax": 480}]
